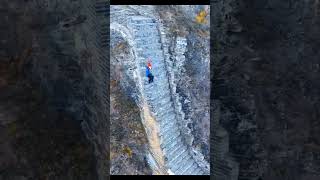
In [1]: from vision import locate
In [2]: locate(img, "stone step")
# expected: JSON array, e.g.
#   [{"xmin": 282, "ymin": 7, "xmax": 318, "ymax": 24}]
[
  {"xmin": 137, "ymin": 49, "xmax": 162, "ymax": 56},
  {"xmin": 195, "ymin": 169, "xmax": 204, "ymax": 175},
  {"xmin": 135, "ymin": 40, "xmax": 158, "ymax": 46},
  {"xmin": 176, "ymin": 159, "xmax": 195, "ymax": 174},
  {"xmin": 172, "ymin": 151, "xmax": 190, "ymax": 168},
  {"xmin": 194, "ymin": 166, "xmax": 204, "ymax": 175},
  {"xmin": 154, "ymin": 108, "xmax": 173, "ymax": 119},
  {"xmin": 160, "ymin": 115, "xmax": 178, "ymax": 132},
  {"xmin": 159, "ymin": 114, "xmax": 176, "ymax": 127},
  {"xmin": 137, "ymin": 46, "xmax": 162, "ymax": 52},
  {"xmin": 165, "ymin": 139, "xmax": 184, "ymax": 157},
  {"xmin": 135, "ymin": 32, "xmax": 159, "ymax": 38},
  {"xmin": 130, "ymin": 16, "xmax": 155, "ymax": 23},
  {"xmin": 134, "ymin": 34, "xmax": 159, "ymax": 40},
  {"xmin": 172, "ymin": 156, "xmax": 192, "ymax": 172},
  {"xmin": 187, "ymin": 166, "xmax": 200, "ymax": 175},
  {"xmin": 144, "ymin": 90, "xmax": 172, "ymax": 101},
  {"xmin": 152, "ymin": 83, "xmax": 169, "ymax": 91},
  {"xmin": 147, "ymin": 91, "xmax": 170, "ymax": 102},
  {"xmin": 166, "ymin": 142, "xmax": 184, "ymax": 159},
  {"xmin": 162, "ymin": 134, "xmax": 180, "ymax": 150},
  {"xmin": 139, "ymin": 53, "xmax": 163, "ymax": 60},
  {"xmin": 135, "ymin": 39, "xmax": 160, "ymax": 46},
  {"xmin": 154, "ymin": 111, "xmax": 172, "ymax": 122},
  {"xmin": 130, "ymin": 21, "xmax": 157, "ymax": 27},
  {"xmin": 160, "ymin": 129, "xmax": 180, "ymax": 144},
  {"xmin": 137, "ymin": 53, "xmax": 163, "ymax": 60},
  {"xmin": 132, "ymin": 26, "xmax": 157, "ymax": 31},
  {"xmin": 136, "ymin": 42, "xmax": 162, "ymax": 50},
  {"xmin": 160, "ymin": 123, "xmax": 179, "ymax": 136},
  {"xmin": 140, "ymin": 55, "xmax": 164, "ymax": 61},
  {"xmin": 158, "ymin": 118, "xmax": 170, "ymax": 129},
  {"xmin": 153, "ymin": 73, "xmax": 167, "ymax": 81},
  {"xmin": 143, "ymin": 81, "xmax": 154, "ymax": 88},
  {"xmin": 151, "ymin": 68, "xmax": 166, "ymax": 75},
  {"xmin": 153, "ymin": 96, "xmax": 171, "ymax": 108},
  {"xmin": 160, "ymin": 119, "xmax": 176, "ymax": 132},
  {"xmin": 157, "ymin": 111, "xmax": 175, "ymax": 122},
  {"xmin": 181, "ymin": 162, "xmax": 198, "ymax": 175},
  {"xmin": 159, "ymin": 114, "xmax": 177, "ymax": 127},
  {"xmin": 169, "ymin": 146, "xmax": 187, "ymax": 163},
  {"xmin": 186, "ymin": 162, "xmax": 201, "ymax": 175},
  {"xmin": 134, "ymin": 31, "xmax": 159, "ymax": 38},
  {"xmin": 168, "ymin": 148, "xmax": 188, "ymax": 167},
  {"xmin": 134, "ymin": 35, "xmax": 159, "ymax": 41},
  {"xmin": 144, "ymin": 85, "xmax": 170, "ymax": 96},
  {"xmin": 161, "ymin": 135, "xmax": 180, "ymax": 148},
  {"xmin": 131, "ymin": 23, "xmax": 158, "ymax": 30},
  {"xmin": 152, "ymin": 86, "xmax": 171, "ymax": 96},
  {"xmin": 137, "ymin": 56, "xmax": 163, "ymax": 63},
  {"xmin": 150, "ymin": 79, "xmax": 169, "ymax": 88},
  {"xmin": 132, "ymin": 29, "xmax": 158, "ymax": 37},
  {"xmin": 163, "ymin": 129, "xmax": 181, "ymax": 146},
  {"xmin": 162, "ymin": 138, "xmax": 180, "ymax": 153},
  {"xmin": 179, "ymin": 158, "xmax": 196, "ymax": 173}
]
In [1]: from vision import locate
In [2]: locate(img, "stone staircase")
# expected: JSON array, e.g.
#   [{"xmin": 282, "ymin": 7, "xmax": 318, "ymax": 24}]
[
  {"xmin": 111, "ymin": 12, "xmax": 208, "ymax": 175},
  {"xmin": 129, "ymin": 16, "xmax": 206, "ymax": 175}
]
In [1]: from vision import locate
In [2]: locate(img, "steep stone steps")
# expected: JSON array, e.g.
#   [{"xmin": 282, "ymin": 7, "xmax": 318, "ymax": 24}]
[
  {"xmin": 159, "ymin": 117, "xmax": 176, "ymax": 129},
  {"xmin": 160, "ymin": 129, "xmax": 180, "ymax": 142},
  {"xmin": 175, "ymin": 157, "xmax": 194, "ymax": 172},
  {"xmin": 167, "ymin": 148, "xmax": 188, "ymax": 167},
  {"xmin": 180, "ymin": 162, "xmax": 197, "ymax": 175},
  {"xmin": 154, "ymin": 108, "xmax": 174, "ymax": 119},
  {"xmin": 166, "ymin": 142, "xmax": 184, "ymax": 158},
  {"xmin": 112, "ymin": 12, "xmax": 208, "ymax": 174},
  {"xmin": 168, "ymin": 152, "xmax": 190, "ymax": 171}
]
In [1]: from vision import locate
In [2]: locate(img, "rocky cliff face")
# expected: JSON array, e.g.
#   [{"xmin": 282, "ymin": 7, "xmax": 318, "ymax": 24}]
[
  {"xmin": 155, "ymin": 4, "xmax": 210, "ymax": 167},
  {"xmin": 110, "ymin": 30, "xmax": 152, "ymax": 175},
  {"xmin": 212, "ymin": 0, "xmax": 320, "ymax": 179}
]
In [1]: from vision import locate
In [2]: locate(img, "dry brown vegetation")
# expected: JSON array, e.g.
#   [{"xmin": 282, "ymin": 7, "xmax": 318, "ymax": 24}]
[{"xmin": 110, "ymin": 63, "xmax": 152, "ymax": 175}]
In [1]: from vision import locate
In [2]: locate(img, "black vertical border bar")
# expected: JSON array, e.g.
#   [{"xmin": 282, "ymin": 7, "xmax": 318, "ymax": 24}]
[
  {"xmin": 106, "ymin": 1, "xmax": 110, "ymax": 179},
  {"xmin": 81, "ymin": 0, "xmax": 110, "ymax": 179},
  {"xmin": 210, "ymin": 0, "xmax": 214, "ymax": 179},
  {"xmin": 209, "ymin": 0, "xmax": 212, "ymax": 177}
]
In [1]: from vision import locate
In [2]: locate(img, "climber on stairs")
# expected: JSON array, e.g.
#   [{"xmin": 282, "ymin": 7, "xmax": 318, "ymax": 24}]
[{"xmin": 146, "ymin": 60, "xmax": 154, "ymax": 84}]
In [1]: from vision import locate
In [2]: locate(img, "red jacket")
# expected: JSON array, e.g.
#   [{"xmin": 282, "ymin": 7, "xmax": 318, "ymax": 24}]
[{"xmin": 147, "ymin": 62, "xmax": 152, "ymax": 70}]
